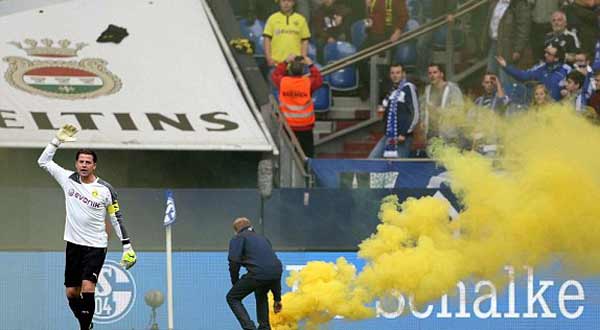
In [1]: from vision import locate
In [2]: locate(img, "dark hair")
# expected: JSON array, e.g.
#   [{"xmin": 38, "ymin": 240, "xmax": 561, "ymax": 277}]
[
  {"xmin": 390, "ymin": 62, "xmax": 404, "ymax": 71},
  {"xmin": 547, "ymin": 43, "xmax": 565, "ymax": 62},
  {"xmin": 428, "ymin": 63, "xmax": 446, "ymax": 79},
  {"xmin": 483, "ymin": 72, "xmax": 497, "ymax": 80},
  {"xmin": 76, "ymin": 149, "xmax": 97, "ymax": 163},
  {"xmin": 287, "ymin": 56, "xmax": 305, "ymax": 76},
  {"xmin": 575, "ymin": 51, "xmax": 589, "ymax": 60},
  {"xmin": 567, "ymin": 70, "xmax": 585, "ymax": 88}
]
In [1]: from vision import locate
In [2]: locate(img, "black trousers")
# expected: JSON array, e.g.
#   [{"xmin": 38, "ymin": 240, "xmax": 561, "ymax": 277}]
[
  {"xmin": 294, "ymin": 130, "xmax": 314, "ymax": 158},
  {"xmin": 226, "ymin": 277, "xmax": 279, "ymax": 330}
]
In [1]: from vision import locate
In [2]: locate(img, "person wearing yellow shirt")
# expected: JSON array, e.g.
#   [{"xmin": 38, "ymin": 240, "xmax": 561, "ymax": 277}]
[{"xmin": 263, "ymin": 0, "xmax": 311, "ymax": 66}]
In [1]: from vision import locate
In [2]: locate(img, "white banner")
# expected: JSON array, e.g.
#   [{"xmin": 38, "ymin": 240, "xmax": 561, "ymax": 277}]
[{"xmin": 0, "ymin": 0, "xmax": 273, "ymax": 151}]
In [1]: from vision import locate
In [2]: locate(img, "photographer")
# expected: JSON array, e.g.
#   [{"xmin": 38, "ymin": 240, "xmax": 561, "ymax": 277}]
[{"xmin": 271, "ymin": 55, "xmax": 323, "ymax": 158}]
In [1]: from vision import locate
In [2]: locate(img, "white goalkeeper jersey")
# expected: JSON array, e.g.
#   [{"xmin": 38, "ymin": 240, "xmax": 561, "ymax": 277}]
[{"xmin": 38, "ymin": 143, "xmax": 130, "ymax": 248}]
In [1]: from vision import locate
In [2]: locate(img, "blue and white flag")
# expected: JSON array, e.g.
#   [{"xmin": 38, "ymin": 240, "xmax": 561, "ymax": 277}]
[{"xmin": 163, "ymin": 190, "xmax": 176, "ymax": 226}]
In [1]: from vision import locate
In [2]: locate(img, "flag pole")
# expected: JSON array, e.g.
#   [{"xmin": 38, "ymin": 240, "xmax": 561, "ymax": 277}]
[
  {"xmin": 166, "ymin": 224, "xmax": 174, "ymax": 330},
  {"xmin": 163, "ymin": 190, "xmax": 176, "ymax": 330}
]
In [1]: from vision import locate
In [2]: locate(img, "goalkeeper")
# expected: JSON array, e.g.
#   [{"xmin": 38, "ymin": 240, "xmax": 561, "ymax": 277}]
[{"xmin": 37, "ymin": 124, "xmax": 137, "ymax": 330}]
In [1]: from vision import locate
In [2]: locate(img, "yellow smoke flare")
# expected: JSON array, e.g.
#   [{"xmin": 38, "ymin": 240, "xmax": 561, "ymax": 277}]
[{"xmin": 271, "ymin": 103, "xmax": 600, "ymax": 330}]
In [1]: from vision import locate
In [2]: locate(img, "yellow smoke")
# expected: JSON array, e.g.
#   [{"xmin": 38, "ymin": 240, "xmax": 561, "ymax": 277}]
[{"xmin": 270, "ymin": 103, "xmax": 600, "ymax": 329}]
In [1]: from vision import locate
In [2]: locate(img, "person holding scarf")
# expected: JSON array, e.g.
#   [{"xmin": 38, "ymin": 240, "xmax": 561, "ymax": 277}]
[{"xmin": 369, "ymin": 63, "xmax": 419, "ymax": 158}]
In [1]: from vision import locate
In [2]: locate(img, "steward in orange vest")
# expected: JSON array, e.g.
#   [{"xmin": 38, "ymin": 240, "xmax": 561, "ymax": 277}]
[{"xmin": 271, "ymin": 55, "xmax": 323, "ymax": 157}]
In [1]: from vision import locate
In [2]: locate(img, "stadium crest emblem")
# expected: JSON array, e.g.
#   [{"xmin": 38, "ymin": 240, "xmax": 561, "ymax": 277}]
[
  {"xmin": 94, "ymin": 259, "xmax": 137, "ymax": 324},
  {"xmin": 3, "ymin": 39, "xmax": 121, "ymax": 99}
]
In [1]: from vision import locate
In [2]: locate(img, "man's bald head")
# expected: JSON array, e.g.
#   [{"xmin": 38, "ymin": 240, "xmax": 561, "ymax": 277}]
[{"xmin": 233, "ymin": 217, "xmax": 252, "ymax": 233}]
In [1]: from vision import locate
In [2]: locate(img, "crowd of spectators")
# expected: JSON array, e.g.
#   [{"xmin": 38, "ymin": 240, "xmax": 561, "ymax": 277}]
[{"xmin": 232, "ymin": 0, "xmax": 600, "ymax": 158}]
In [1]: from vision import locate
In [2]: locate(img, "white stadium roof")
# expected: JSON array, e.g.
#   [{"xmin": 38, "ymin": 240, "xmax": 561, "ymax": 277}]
[{"xmin": 0, "ymin": 0, "xmax": 274, "ymax": 151}]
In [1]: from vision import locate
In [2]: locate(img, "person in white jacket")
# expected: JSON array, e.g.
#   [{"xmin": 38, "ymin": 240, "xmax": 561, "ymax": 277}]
[
  {"xmin": 420, "ymin": 63, "xmax": 464, "ymax": 142},
  {"xmin": 37, "ymin": 124, "xmax": 136, "ymax": 330}
]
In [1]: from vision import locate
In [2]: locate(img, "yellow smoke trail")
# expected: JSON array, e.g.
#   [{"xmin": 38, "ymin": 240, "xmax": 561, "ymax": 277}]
[{"xmin": 270, "ymin": 103, "xmax": 600, "ymax": 329}]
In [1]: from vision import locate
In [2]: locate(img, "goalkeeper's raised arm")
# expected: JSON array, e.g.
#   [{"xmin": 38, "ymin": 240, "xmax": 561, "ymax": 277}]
[{"xmin": 37, "ymin": 124, "xmax": 78, "ymax": 187}]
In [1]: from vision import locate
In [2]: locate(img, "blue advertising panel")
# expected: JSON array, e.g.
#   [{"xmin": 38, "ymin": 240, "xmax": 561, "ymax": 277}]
[
  {"xmin": 308, "ymin": 159, "xmax": 444, "ymax": 188},
  {"xmin": 0, "ymin": 252, "xmax": 598, "ymax": 330}
]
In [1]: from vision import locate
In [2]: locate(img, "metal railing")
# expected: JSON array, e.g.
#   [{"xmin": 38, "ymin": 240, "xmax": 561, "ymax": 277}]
[
  {"xmin": 266, "ymin": 95, "xmax": 312, "ymax": 187},
  {"xmin": 319, "ymin": 0, "xmax": 490, "ymax": 76}
]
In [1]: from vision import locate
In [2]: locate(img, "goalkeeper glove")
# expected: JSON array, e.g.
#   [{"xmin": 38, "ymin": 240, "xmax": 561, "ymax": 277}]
[
  {"xmin": 120, "ymin": 244, "xmax": 137, "ymax": 270},
  {"xmin": 55, "ymin": 124, "xmax": 78, "ymax": 143}
]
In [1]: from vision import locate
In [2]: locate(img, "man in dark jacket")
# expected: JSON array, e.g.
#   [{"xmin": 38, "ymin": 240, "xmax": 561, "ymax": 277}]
[
  {"xmin": 368, "ymin": 63, "xmax": 419, "ymax": 158},
  {"xmin": 227, "ymin": 217, "xmax": 283, "ymax": 330}
]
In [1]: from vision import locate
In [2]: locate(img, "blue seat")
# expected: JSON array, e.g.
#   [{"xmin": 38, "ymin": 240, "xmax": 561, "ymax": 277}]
[
  {"xmin": 350, "ymin": 20, "xmax": 367, "ymax": 49},
  {"xmin": 323, "ymin": 42, "xmax": 358, "ymax": 91},
  {"xmin": 394, "ymin": 43, "xmax": 418, "ymax": 68},
  {"xmin": 239, "ymin": 19, "xmax": 265, "ymax": 41},
  {"xmin": 308, "ymin": 42, "xmax": 317, "ymax": 61},
  {"xmin": 313, "ymin": 82, "xmax": 331, "ymax": 112},
  {"xmin": 404, "ymin": 18, "xmax": 420, "ymax": 32},
  {"xmin": 254, "ymin": 35, "xmax": 265, "ymax": 57},
  {"xmin": 393, "ymin": 19, "xmax": 419, "ymax": 69},
  {"xmin": 432, "ymin": 26, "xmax": 465, "ymax": 50},
  {"xmin": 324, "ymin": 41, "xmax": 357, "ymax": 60}
]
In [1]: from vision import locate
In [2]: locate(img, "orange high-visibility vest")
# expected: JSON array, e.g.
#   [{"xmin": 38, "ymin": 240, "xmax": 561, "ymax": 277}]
[{"xmin": 279, "ymin": 76, "xmax": 315, "ymax": 129}]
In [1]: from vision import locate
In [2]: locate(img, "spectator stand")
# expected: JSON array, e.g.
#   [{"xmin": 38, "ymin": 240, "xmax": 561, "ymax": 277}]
[
  {"xmin": 323, "ymin": 41, "xmax": 359, "ymax": 91},
  {"xmin": 313, "ymin": 0, "xmax": 492, "ymax": 160}
]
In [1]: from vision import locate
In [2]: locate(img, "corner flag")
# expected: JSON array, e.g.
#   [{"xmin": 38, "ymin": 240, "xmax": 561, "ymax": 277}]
[
  {"xmin": 163, "ymin": 190, "xmax": 176, "ymax": 329},
  {"xmin": 163, "ymin": 190, "xmax": 176, "ymax": 226}
]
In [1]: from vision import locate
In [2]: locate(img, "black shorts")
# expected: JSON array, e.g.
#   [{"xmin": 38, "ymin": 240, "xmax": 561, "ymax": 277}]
[{"xmin": 64, "ymin": 241, "xmax": 107, "ymax": 287}]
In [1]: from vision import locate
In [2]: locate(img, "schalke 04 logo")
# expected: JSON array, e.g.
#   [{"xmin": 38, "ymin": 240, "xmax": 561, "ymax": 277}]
[{"xmin": 94, "ymin": 259, "xmax": 137, "ymax": 324}]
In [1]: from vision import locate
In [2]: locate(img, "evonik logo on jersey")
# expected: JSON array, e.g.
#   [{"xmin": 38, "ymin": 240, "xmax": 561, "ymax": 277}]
[
  {"xmin": 93, "ymin": 259, "xmax": 137, "ymax": 324},
  {"xmin": 67, "ymin": 188, "xmax": 102, "ymax": 208}
]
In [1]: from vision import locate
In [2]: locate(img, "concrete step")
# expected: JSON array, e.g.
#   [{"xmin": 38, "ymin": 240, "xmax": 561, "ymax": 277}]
[
  {"xmin": 334, "ymin": 119, "xmax": 363, "ymax": 131},
  {"xmin": 369, "ymin": 131, "xmax": 384, "ymax": 141},
  {"xmin": 343, "ymin": 141, "xmax": 376, "ymax": 153},
  {"xmin": 314, "ymin": 121, "xmax": 333, "ymax": 134},
  {"xmin": 317, "ymin": 132, "xmax": 333, "ymax": 139},
  {"xmin": 331, "ymin": 96, "xmax": 369, "ymax": 109},
  {"xmin": 326, "ymin": 95, "xmax": 372, "ymax": 120},
  {"xmin": 325, "ymin": 109, "xmax": 372, "ymax": 120}
]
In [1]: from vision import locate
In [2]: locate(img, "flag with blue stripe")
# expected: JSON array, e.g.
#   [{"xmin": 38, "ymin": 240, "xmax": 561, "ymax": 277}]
[{"xmin": 163, "ymin": 190, "xmax": 176, "ymax": 226}]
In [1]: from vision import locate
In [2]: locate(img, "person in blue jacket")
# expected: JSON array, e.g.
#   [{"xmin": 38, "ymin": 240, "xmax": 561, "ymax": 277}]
[
  {"xmin": 227, "ymin": 217, "xmax": 283, "ymax": 330},
  {"xmin": 496, "ymin": 43, "xmax": 571, "ymax": 101}
]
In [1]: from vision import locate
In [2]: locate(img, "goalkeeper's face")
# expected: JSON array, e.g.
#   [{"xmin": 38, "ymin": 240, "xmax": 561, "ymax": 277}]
[{"xmin": 75, "ymin": 154, "xmax": 96, "ymax": 178}]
